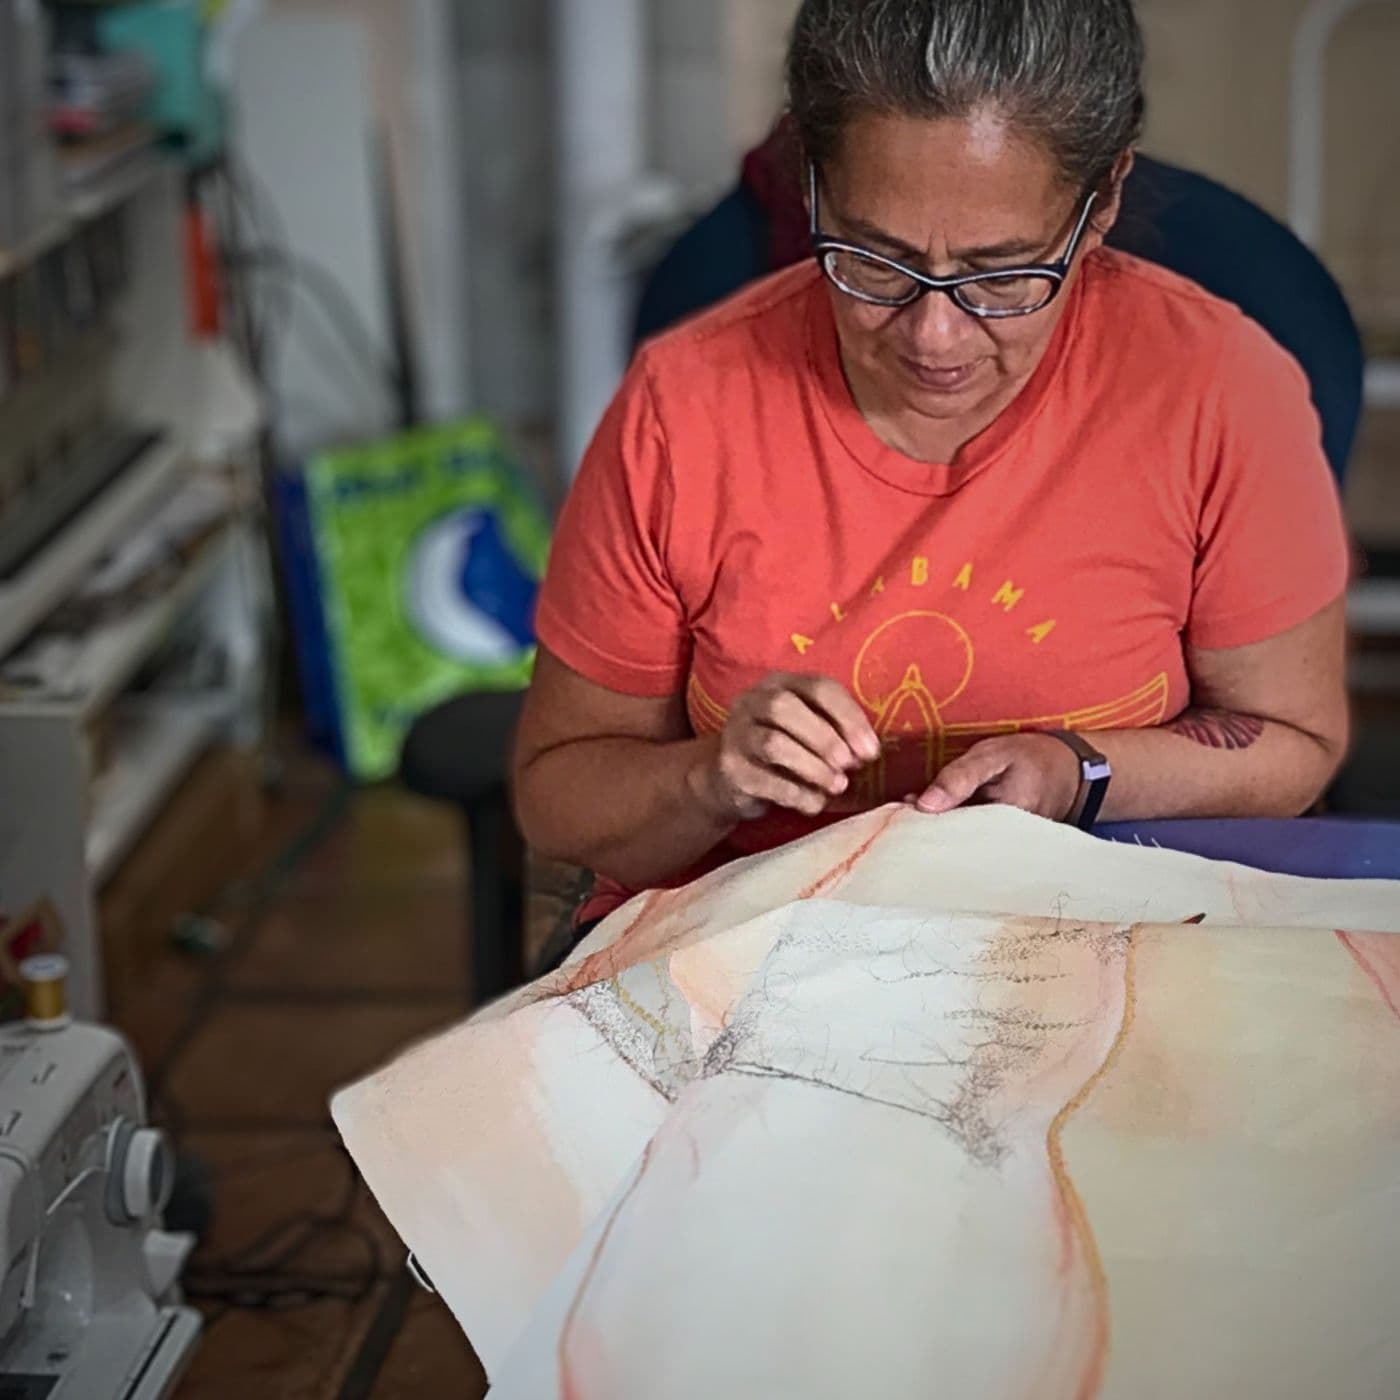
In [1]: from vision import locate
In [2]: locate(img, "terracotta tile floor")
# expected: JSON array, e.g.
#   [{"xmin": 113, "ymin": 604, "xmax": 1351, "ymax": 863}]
[{"xmin": 101, "ymin": 746, "xmax": 503, "ymax": 1399}]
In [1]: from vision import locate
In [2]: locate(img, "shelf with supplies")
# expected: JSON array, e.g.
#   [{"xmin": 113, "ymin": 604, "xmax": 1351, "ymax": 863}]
[
  {"xmin": 85, "ymin": 692, "xmax": 229, "ymax": 888},
  {"xmin": 0, "ymin": 456, "xmax": 265, "ymax": 1019},
  {"xmin": 0, "ymin": 150, "xmax": 161, "ymax": 281},
  {"xmin": 0, "ymin": 433, "xmax": 185, "ymax": 660},
  {"xmin": 0, "ymin": 70, "xmax": 267, "ymax": 1022},
  {"xmin": 0, "ymin": 476, "xmax": 238, "ymax": 717}
]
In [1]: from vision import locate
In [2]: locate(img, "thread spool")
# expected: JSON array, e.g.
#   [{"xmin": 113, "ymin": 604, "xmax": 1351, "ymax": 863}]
[{"xmin": 20, "ymin": 954, "xmax": 71, "ymax": 1030}]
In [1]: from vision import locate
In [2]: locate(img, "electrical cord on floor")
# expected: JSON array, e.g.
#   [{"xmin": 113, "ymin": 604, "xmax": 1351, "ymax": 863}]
[
  {"xmin": 133, "ymin": 780, "xmax": 400, "ymax": 1325},
  {"xmin": 190, "ymin": 1127, "xmax": 345, "ymax": 1187},
  {"xmin": 146, "ymin": 778, "xmax": 352, "ymax": 1119},
  {"xmin": 182, "ymin": 1142, "xmax": 392, "ymax": 1330}
]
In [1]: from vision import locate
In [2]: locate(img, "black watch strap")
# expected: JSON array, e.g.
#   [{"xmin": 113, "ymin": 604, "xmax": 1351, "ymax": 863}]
[{"xmin": 1044, "ymin": 730, "xmax": 1112, "ymax": 830}]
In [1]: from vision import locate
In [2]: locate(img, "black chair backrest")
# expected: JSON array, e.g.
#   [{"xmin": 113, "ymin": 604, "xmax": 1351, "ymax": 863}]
[{"xmin": 1111, "ymin": 156, "xmax": 1363, "ymax": 484}]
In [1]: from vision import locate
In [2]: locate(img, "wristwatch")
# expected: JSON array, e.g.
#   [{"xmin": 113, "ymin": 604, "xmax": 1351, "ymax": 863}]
[{"xmin": 1044, "ymin": 730, "xmax": 1112, "ymax": 830}]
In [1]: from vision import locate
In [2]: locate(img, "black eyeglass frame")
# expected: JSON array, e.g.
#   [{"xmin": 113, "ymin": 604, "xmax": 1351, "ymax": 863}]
[{"xmin": 807, "ymin": 161, "xmax": 1100, "ymax": 319}]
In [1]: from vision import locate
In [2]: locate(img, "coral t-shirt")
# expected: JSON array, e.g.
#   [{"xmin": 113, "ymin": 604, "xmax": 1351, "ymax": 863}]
[{"xmin": 535, "ymin": 250, "xmax": 1349, "ymax": 905}]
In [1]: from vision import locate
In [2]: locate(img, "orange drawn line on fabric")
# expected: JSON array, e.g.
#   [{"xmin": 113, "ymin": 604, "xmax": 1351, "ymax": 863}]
[
  {"xmin": 1044, "ymin": 926, "xmax": 1139, "ymax": 1400},
  {"xmin": 558, "ymin": 890, "xmax": 664, "ymax": 996},
  {"xmin": 795, "ymin": 806, "xmax": 901, "ymax": 902},
  {"xmin": 559, "ymin": 1136, "xmax": 659, "ymax": 1399},
  {"xmin": 1336, "ymin": 931, "xmax": 1400, "ymax": 1023}
]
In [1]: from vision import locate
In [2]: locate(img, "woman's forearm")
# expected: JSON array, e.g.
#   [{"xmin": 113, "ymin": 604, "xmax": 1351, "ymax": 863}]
[
  {"xmin": 1091, "ymin": 708, "xmax": 1346, "ymax": 822},
  {"xmin": 513, "ymin": 733, "xmax": 737, "ymax": 890},
  {"xmin": 515, "ymin": 702, "xmax": 1344, "ymax": 889}
]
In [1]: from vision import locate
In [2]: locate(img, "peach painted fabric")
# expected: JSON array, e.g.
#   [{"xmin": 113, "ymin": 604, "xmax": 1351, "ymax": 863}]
[{"xmin": 334, "ymin": 807, "xmax": 1399, "ymax": 1397}]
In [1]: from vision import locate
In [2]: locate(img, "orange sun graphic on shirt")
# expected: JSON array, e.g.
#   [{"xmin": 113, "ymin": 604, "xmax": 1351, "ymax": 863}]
[
  {"xmin": 853, "ymin": 611, "xmax": 975, "ymax": 717},
  {"xmin": 851, "ymin": 610, "xmax": 974, "ymax": 800},
  {"xmin": 852, "ymin": 612, "xmax": 977, "ymax": 802},
  {"xmin": 686, "ymin": 554, "xmax": 1170, "ymax": 806}
]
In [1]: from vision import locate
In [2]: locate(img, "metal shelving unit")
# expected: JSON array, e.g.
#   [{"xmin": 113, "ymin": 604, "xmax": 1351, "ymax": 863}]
[
  {"xmin": 3, "ymin": 499, "xmax": 239, "ymax": 692},
  {"xmin": 0, "ymin": 162, "xmax": 268, "ymax": 1018},
  {"xmin": 0, "ymin": 482, "xmax": 261, "ymax": 1013},
  {"xmin": 0, "ymin": 434, "xmax": 184, "ymax": 658},
  {"xmin": 85, "ymin": 696, "xmax": 225, "ymax": 886},
  {"xmin": 0, "ymin": 150, "xmax": 159, "ymax": 279}
]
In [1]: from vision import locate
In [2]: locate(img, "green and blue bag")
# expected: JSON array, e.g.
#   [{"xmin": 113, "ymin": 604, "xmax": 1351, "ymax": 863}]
[{"xmin": 284, "ymin": 420, "xmax": 550, "ymax": 780}]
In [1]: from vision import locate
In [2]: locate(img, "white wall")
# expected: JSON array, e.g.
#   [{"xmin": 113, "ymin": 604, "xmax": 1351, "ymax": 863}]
[
  {"xmin": 653, "ymin": 1, "xmax": 731, "ymax": 190},
  {"xmin": 456, "ymin": 0, "xmax": 740, "ymax": 433},
  {"xmin": 1136, "ymin": 0, "xmax": 1400, "ymax": 324},
  {"xmin": 456, "ymin": 0, "xmax": 553, "ymax": 425},
  {"xmin": 226, "ymin": 0, "xmax": 473, "ymax": 460},
  {"xmin": 723, "ymin": 0, "xmax": 800, "ymax": 156},
  {"xmin": 229, "ymin": 12, "xmax": 394, "ymax": 461}
]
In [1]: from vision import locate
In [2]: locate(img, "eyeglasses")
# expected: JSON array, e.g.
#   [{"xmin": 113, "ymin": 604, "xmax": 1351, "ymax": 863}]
[{"xmin": 808, "ymin": 162, "xmax": 1098, "ymax": 319}]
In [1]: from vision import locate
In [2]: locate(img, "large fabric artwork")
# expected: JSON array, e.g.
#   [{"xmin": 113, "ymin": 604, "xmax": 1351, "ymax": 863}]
[{"xmin": 334, "ymin": 806, "xmax": 1400, "ymax": 1398}]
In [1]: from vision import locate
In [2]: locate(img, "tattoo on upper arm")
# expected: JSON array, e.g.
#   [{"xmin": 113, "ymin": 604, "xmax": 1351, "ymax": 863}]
[{"xmin": 1167, "ymin": 707, "xmax": 1266, "ymax": 751}]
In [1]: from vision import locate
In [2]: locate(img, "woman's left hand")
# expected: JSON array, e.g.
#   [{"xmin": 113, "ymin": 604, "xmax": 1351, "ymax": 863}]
[{"xmin": 912, "ymin": 734, "xmax": 1081, "ymax": 821}]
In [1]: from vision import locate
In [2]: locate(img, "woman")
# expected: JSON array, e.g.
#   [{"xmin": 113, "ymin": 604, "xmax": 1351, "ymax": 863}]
[{"xmin": 514, "ymin": 0, "xmax": 1349, "ymax": 925}]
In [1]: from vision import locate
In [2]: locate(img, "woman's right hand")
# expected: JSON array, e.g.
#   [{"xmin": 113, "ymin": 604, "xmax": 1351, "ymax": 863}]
[{"xmin": 687, "ymin": 673, "xmax": 883, "ymax": 822}]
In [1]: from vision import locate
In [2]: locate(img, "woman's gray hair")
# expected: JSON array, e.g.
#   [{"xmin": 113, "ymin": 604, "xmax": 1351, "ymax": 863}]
[{"xmin": 787, "ymin": 0, "xmax": 1145, "ymax": 190}]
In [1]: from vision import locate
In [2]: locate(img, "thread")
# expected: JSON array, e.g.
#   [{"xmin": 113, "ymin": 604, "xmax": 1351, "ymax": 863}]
[{"xmin": 20, "ymin": 954, "xmax": 70, "ymax": 1029}]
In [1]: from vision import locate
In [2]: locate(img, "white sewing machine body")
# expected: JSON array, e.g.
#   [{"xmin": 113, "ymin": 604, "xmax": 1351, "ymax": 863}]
[{"xmin": 0, "ymin": 1021, "xmax": 200, "ymax": 1399}]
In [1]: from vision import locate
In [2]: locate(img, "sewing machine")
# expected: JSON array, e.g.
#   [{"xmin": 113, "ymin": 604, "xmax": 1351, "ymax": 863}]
[{"xmin": 0, "ymin": 1019, "xmax": 200, "ymax": 1398}]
